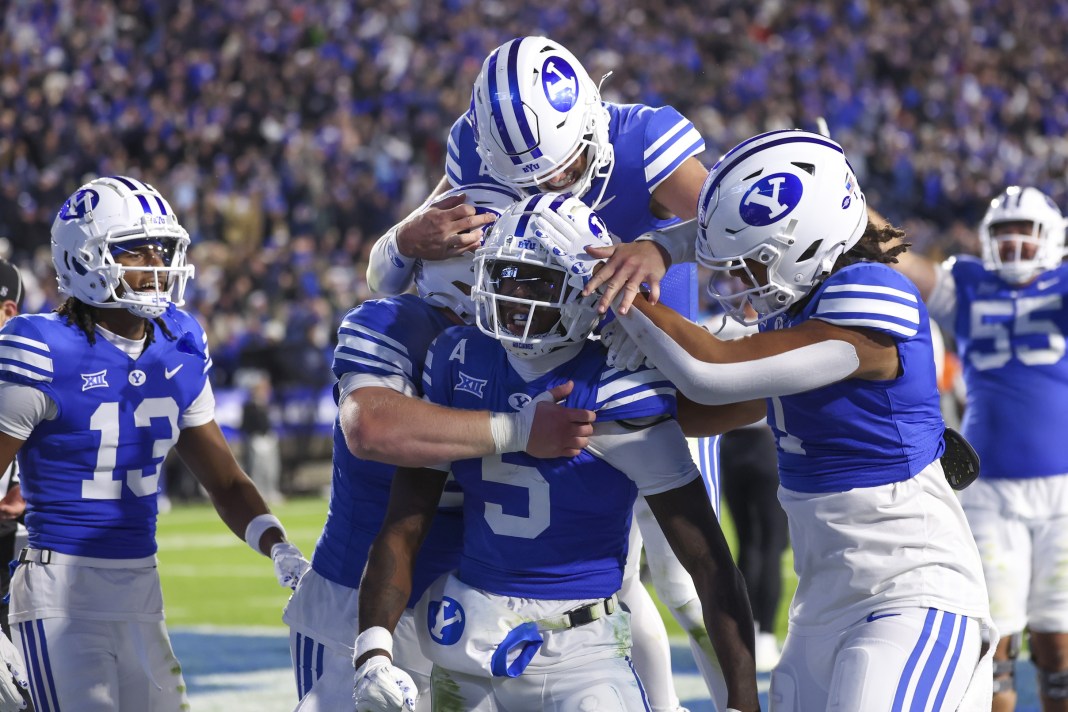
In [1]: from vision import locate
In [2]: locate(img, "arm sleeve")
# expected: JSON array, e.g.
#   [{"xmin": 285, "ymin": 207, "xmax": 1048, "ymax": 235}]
[
  {"xmin": 586, "ymin": 418, "xmax": 701, "ymax": 496},
  {"xmin": 616, "ymin": 307, "xmax": 859, "ymax": 405},
  {"xmin": 366, "ymin": 226, "xmax": 417, "ymax": 296},
  {"xmin": 635, "ymin": 218, "xmax": 698, "ymax": 267},
  {"xmin": 925, "ymin": 260, "xmax": 958, "ymax": 324},
  {"xmin": 179, "ymin": 379, "xmax": 216, "ymax": 429},
  {"xmin": 0, "ymin": 381, "xmax": 55, "ymax": 439}
]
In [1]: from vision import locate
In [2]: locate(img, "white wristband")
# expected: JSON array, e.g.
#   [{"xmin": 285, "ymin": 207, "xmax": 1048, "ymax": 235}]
[
  {"xmin": 488, "ymin": 389, "xmax": 552, "ymax": 454},
  {"xmin": 244, "ymin": 513, "xmax": 285, "ymax": 555},
  {"xmin": 635, "ymin": 219, "xmax": 698, "ymax": 267},
  {"xmin": 489, "ymin": 411, "xmax": 524, "ymax": 454},
  {"xmin": 354, "ymin": 626, "xmax": 394, "ymax": 664}
]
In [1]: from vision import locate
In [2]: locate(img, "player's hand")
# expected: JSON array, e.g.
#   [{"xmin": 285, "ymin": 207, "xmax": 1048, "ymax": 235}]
[
  {"xmin": 601, "ymin": 320, "xmax": 650, "ymax": 372},
  {"xmin": 395, "ymin": 193, "xmax": 497, "ymax": 261},
  {"xmin": 526, "ymin": 381, "xmax": 596, "ymax": 459},
  {"xmin": 583, "ymin": 241, "xmax": 668, "ymax": 315},
  {"xmin": 0, "ymin": 634, "xmax": 27, "ymax": 712},
  {"xmin": 353, "ymin": 655, "xmax": 418, "ymax": 712},
  {"xmin": 0, "ymin": 486, "xmax": 24, "ymax": 521},
  {"xmin": 270, "ymin": 542, "xmax": 310, "ymax": 590}
]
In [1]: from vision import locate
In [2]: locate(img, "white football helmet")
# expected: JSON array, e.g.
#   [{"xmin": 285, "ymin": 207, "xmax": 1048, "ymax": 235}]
[
  {"xmin": 51, "ymin": 176, "xmax": 194, "ymax": 319},
  {"xmin": 469, "ymin": 37, "xmax": 614, "ymax": 206},
  {"xmin": 696, "ymin": 130, "xmax": 867, "ymax": 325},
  {"xmin": 979, "ymin": 186, "xmax": 1065, "ymax": 285},
  {"xmin": 473, "ymin": 193, "xmax": 611, "ymax": 359},
  {"xmin": 415, "ymin": 184, "xmax": 521, "ymax": 324}
]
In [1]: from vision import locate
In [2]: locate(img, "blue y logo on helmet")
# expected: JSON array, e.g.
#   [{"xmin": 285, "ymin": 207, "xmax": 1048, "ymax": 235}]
[
  {"xmin": 58, "ymin": 189, "xmax": 100, "ymax": 221},
  {"xmin": 427, "ymin": 596, "xmax": 465, "ymax": 645},
  {"xmin": 739, "ymin": 173, "xmax": 803, "ymax": 226},
  {"xmin": 542, "ymin": 58, "xmax": 579, "ymax": 112}
]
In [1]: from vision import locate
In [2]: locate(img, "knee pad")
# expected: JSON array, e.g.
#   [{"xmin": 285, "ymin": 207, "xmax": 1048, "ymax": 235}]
[
  {"xmin": 1037, "ymin": 668, "xmax": 1068, "ymax": 700},
  {"xmin": 992, "ymin": 633, "xmax": 1022, "ymax": 695}
]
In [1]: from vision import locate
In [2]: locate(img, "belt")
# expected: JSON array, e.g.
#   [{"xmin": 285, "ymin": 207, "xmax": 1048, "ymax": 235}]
[
  {"xmin": 537, "ymin": 594, "xmax": 618, "ymax": 632},
  {"xmin": 18, "ymin": 548, "xmax": 157, "ymax": 569}
]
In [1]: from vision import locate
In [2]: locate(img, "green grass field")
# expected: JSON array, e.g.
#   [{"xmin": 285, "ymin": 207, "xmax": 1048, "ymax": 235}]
[{"xmin": 157, "ymin": 496, "xmax": 797, "ymax": 639}]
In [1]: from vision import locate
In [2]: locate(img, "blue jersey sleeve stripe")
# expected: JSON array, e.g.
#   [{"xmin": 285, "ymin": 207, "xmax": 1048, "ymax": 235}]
[
  {"xmin": 600, "ymin": 386, "xmax": 677, "ymax": 412},
  {"xmin": 814, "ymin": 315, "xmax": 918, "ymax": 338},
  {"xmin": 0, "ymin": 360, "xmax": 52, "ymax": 382},
  {"xmin": 597, "ymin": 368, "xmax": 670, "ymax": 402},
  {"xmin": 340, "ymin": 321, "xmax": 410, "ymax": 356},
  {"xmin": 821, "ymin": 283, "xmax": 918, "ymax": 302},
  {"xmin": 644, "ymin": 118, "xmax": 694, "ymax": 160},
  {"xmin": 334, "ymin": 352, "xmax": 410, "ymax": 378},
  {"xmin": 647, "ymin": 134, "xmax": 705, "ymax": 192},
  {"xmin": 644, "ymin": 123, "xmax": 703, "ymax": 169},
  {"xmin": 817, "ymin": 297, "xmax": 920, "ymax": 325},
  {"xmin": 0, "ymin": 344, "xmax": 53, "ymax": 375},
  {"xmin": 0, "ymin": 333, "xmax": 51, "ymax": 354},
  {"xmin": 336, "ymin": 331, "xmax": 413, "ymax": 376},
  {"xmin": 646, "ymin": 131, "xmax": 705, "ymax": 191}
]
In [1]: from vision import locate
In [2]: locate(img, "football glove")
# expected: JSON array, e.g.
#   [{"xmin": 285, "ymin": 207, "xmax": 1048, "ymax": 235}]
[
  {"xmin": 353, "ymin": 655, "xmax": 418, "ymax": 712},
  {"xmin": 601, "ymin": 319, "xmax": 651, "ymax": 372},
  {"xmin": 0, "ymin": 634, "xmax": 27, "ymax": 711},
  {"xmin": 270, "ymin": 542, "xmax": 310, "ymax": 590}
]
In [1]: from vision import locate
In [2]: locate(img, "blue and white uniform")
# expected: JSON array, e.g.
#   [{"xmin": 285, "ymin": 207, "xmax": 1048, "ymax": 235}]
[
  {"xmin": 763, "ymin": 264, "xmax": 990, "ymax": 711},
  {"xmin": 929, "ymin": 256, "xmax": 1068, "ymax": 635},
  {"xmin": 451, "ymin": 105, "xmax": 723, "ymax": 704},
  {"xmin": 0, "ymin": 308, "xmax": 214, "ymax": 711},
  {"xmin": 283, "ymin": 295, "xmax": 464, "ymax": 710},
  {"xmin": 415, "ymin": 329, "xmax": 697, "ymax": 710}
]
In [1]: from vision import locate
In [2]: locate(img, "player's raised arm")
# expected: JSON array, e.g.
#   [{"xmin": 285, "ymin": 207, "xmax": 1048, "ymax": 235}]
[{"xmin": 366, "ymin": 177, "xmax": 498, "ymax": 295}]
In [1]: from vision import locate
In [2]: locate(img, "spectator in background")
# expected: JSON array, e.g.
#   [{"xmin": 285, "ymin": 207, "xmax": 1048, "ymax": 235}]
[{"xmin": 241, "ymin": 373, "xmax": 283, "ymax": 505}]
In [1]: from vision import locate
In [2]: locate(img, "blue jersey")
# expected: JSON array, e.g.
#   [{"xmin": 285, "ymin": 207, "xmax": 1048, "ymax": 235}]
[
  {"xmin": 0, "ymin": 309, "xmax": 211, "ymax": 558},
  {"xmin": 763, "ymin": 264, "xmax": 945, "ymax": 493},
  {"xmin": 315, "ymin": 295, "xmax": 464, "ymax": 606},
  {"xmin": 947, "ymin": 257, "xmax": 1068, "ymax": 479},
  {"xmin": 422, "ymin": 329, "xmax": 676, "ymax": 600},
  {"xmin": 447, "ymin": 102, "xmax": 705, "ymax": 319}
]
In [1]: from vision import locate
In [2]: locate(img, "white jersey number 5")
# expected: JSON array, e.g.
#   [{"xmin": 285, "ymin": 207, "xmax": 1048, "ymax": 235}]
[
  {"xmin": 480, "ymin": 455, "xmax": 551, "ymax": 539},
  {"xmin": 83, "ymin": 397, "xmax": 181, "ymax": 499}
]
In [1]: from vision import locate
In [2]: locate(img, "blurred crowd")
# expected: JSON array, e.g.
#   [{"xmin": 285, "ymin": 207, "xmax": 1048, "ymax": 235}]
[{"xmin": 3, "ymin": 0, "xmax": 1067, "ymax": 388}]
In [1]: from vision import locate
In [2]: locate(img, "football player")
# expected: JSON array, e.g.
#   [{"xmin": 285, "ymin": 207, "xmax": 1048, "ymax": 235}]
[
  {"xmin": 352, "ymin": 194, "xmax": 758, "ymax": 712},
  {"xmin": 895, "ymin": 186, "xmax": 1068, "ymax": 712},
  {"xmin": 283, "ymin": 186, "xmax": 596, "ymax": 711},
  {"xmin": 0, "ymin": 176, "xmax": 308, "ymax": 711},
  {"xmin": 364, "ymin": 36, "xmax": 723, "ymax": 710},
  {"xmin": 599, "ymin": 131, "xmax": 995, "ymax": 710}
]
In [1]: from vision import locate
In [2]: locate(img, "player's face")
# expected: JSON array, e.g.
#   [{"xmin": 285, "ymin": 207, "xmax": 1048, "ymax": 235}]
[
  {"xmin": 538, "ymin": 151, "xmax": 589, "ymax": 193},
  {"xmin": 730, "ymin": 259, "xmax": 769, "ymax": 289},
  {"xmin": 490, "ymin": 262, "xmax": 565, "ymax": 337},
  {"xmin": 111, "ymin": 239, "xmax": 172, "ymax": 292},
  {"xmin": 991, "ymin": 220, "xmax": 1039, "ymax": 262}
]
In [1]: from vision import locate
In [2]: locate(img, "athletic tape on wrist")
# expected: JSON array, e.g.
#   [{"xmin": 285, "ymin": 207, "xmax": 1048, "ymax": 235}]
[
  {"xmin": 244, "ymin": 513, "xmax": 285, "ymax": 555},
  {"xmin": 489, "ymin": 411, "xmax": 523, "ymax": 454},
  {"xmin": 354, "ymin": 626, "xmax": 394, "ymax": 663}
]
